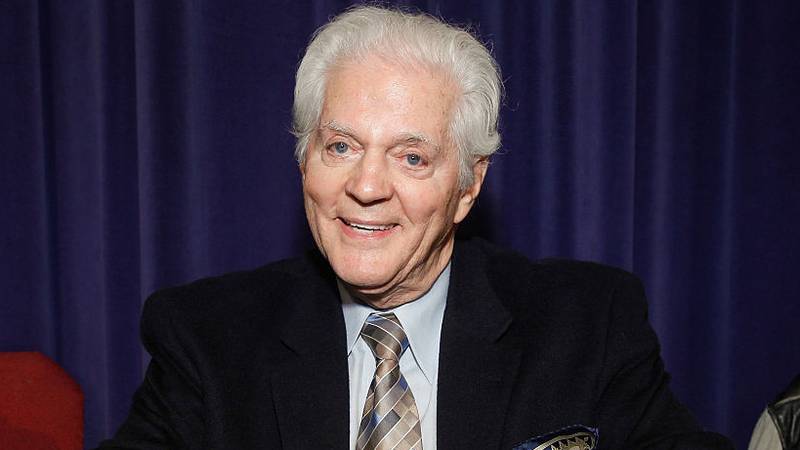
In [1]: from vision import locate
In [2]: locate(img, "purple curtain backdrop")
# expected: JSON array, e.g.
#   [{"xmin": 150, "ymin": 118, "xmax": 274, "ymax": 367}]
[{"xmin": 2, "ymin": 1, "xmax": 799, "ymax": 448}]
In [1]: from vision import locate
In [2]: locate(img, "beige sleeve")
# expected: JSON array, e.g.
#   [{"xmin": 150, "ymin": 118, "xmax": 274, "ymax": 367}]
[{"xmin": 748, "ymin": 408, "xmax": 783, "ymax": 450}]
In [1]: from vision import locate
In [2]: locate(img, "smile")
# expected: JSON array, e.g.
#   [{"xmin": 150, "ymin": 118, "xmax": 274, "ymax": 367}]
[{"xmin": 339, "ymin": 218, "xmax": 397, "ymax": 233}]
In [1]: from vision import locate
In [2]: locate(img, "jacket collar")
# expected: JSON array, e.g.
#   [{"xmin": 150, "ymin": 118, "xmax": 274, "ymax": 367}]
[
  {"xmin": 270, "ymin": 250, "xmax": 350, "ymax": 449},
  {"xmin": 270, "ymin": 240, "xmax": 524, "ymax": 450},
  {"xmin": 437, "ymin": 239, "xmax": 522, "ymax": 450}
]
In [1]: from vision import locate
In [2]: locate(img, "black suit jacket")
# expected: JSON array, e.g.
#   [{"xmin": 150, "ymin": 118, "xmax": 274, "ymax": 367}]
[{"xmin": 100, "ymin": 238, "xmax": 732, "ymax": 449}]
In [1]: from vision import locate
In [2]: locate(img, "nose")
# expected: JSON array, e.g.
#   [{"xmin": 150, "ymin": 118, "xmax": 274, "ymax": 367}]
[{"xmin": 345, "ymin": 150, "xmax": 393, "ymax": 205}]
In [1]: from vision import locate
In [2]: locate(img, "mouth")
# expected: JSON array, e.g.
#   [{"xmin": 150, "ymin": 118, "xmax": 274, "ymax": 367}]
[{"xmin": 339, "ymin": 218, "xmax": 398, "ymax": 234}]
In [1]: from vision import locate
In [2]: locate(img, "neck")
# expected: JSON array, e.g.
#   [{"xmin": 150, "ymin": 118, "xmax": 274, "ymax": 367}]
[{"xmin": 344, "ymin": 238, "xmax": 454, "ymax": 309}]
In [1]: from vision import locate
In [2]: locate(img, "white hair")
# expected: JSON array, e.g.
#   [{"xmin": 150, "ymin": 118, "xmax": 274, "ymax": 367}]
[{"xmin": 292, "ymin": 5, "xmax": 502, "ymax": 188}]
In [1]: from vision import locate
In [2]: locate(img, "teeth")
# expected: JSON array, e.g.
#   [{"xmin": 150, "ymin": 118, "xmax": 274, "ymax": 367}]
[
  {"xmin": 343, "ymin": 220, "xmax": 394, "ymax": 231},
  {"xmin": 351, "ymin": 223, "xmax": 393, "ymax": 231}
]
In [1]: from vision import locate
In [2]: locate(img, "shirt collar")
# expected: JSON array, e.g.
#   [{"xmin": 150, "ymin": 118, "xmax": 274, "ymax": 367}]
[{"xmin": 340, "ymin": 263, "xmax": 450, "ymax": 384}]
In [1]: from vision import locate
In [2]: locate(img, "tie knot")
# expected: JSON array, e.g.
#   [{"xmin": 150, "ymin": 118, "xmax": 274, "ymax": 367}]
[{"xmin": 360, "ymin": 312, "xmax": 409, "ymax": 361}]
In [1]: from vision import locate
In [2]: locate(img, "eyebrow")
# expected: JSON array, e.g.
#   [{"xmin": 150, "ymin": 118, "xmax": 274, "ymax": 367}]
[
  {"xmin": 320, "ymin": 120, "xmax": 441, "ymax": 152},
  {"xmin": 321, "ymin": 120, "xmax": 357, "ymax": 137}
]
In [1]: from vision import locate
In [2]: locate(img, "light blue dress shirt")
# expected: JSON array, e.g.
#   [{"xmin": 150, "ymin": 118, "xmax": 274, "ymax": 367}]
[{"xmin": 340, "ymin": 263, "xmax": 450, "ymax": 450}]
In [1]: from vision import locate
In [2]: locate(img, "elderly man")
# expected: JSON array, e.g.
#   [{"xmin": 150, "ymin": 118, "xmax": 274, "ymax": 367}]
[{"xmin": 102, "ymin": 6, "xmax": 733, "ymax": 450}]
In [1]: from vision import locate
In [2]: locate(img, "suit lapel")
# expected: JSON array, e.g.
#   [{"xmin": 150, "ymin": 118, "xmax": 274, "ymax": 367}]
[
  {"xmin": 266, "ymin": 242, "xmax": 527, "ymax": 449},
  {"xmin": 437, "ymin": 241, "xmax": 522, "ymax": 450},
  {"xmin": 269, "ymin": 255, "xmax": 350, "ymax": 449}
]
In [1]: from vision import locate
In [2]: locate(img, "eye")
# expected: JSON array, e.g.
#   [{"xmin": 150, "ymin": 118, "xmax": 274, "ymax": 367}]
[
  {"xmin": 332, "ymin": 142, "xmax": 349, "ymax": 154},
  {"xmin": 406, "ymin": 153, "xmax": 422, "ymax": 166}
]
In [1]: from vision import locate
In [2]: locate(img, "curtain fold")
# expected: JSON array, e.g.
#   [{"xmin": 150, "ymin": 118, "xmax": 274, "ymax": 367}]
[
  {"xmin": 2, "ymin": 1, "xmax": 798, "ymax": 447},
  {"xmin": 633, "ymin": 0, "xmax": 740, "ymax": 428}
]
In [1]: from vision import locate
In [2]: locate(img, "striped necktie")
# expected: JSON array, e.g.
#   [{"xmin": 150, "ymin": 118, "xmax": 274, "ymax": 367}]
[{"xmin": 356, "ymin": 312, "xmax": 423, "ymax": 450}]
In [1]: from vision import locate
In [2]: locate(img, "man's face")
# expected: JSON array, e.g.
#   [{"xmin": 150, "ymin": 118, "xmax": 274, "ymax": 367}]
[{"xmin": 300, "ymin": 55, "xmax": 485, "ymax": 307}]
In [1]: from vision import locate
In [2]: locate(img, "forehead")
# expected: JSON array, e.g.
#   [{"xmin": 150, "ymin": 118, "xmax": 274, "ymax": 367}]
[{"xmin": 320, "ymin": 55, "xmax": 457, "ymax": 144}]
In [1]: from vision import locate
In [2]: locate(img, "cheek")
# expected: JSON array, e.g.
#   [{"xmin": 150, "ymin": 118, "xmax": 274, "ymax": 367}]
[
  {"xmin": 303, "ymin": 164, "xmax": 343, "ymax": 209},
  {"xmin": 395, "ymin": 180, "xmax": 452, "ymax": 225},
  {"xmin": 302, "ymin": 179, "xmax": 332, "ymax": 240},
  {"xmin": 302, "ymin": 169, "xmax": 339, "ymax": 253},
  {"xmin": 394, "ymin": 155, "xmax": 462, "ymax": 224}
]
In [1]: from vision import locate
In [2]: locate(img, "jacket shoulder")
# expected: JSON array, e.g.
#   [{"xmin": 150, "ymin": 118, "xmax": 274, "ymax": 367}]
[
  {"xmin": 139, "ymin": 252, "xmax": 330, "ymax": 346},
  {"xmin": 459, "ymin": 237, "xmax": 642, "ymax": 302},
  {"xmin": 146, "ymin": 255, "xmax": 303, "ymax": 308}
]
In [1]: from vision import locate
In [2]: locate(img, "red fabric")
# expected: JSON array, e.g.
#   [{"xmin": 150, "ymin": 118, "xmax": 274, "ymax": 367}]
[{"xmin": 0, "ymin": 352, "xmax": 83, "ymax": 450}]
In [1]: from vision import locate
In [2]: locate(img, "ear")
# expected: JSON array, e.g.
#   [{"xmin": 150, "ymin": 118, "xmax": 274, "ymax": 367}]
[{"xmin": 454, "ymin": 158, "xmax": 489, "ymax": 224}]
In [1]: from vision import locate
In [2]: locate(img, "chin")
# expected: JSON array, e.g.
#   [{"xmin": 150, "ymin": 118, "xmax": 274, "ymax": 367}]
[
  {"xmin": 329, "ymin": 256, "xmax": 397, "ymax": 291},
  {"xmin": 336, "ymin": 267, "xmax": 391, "ymax": 290}
]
